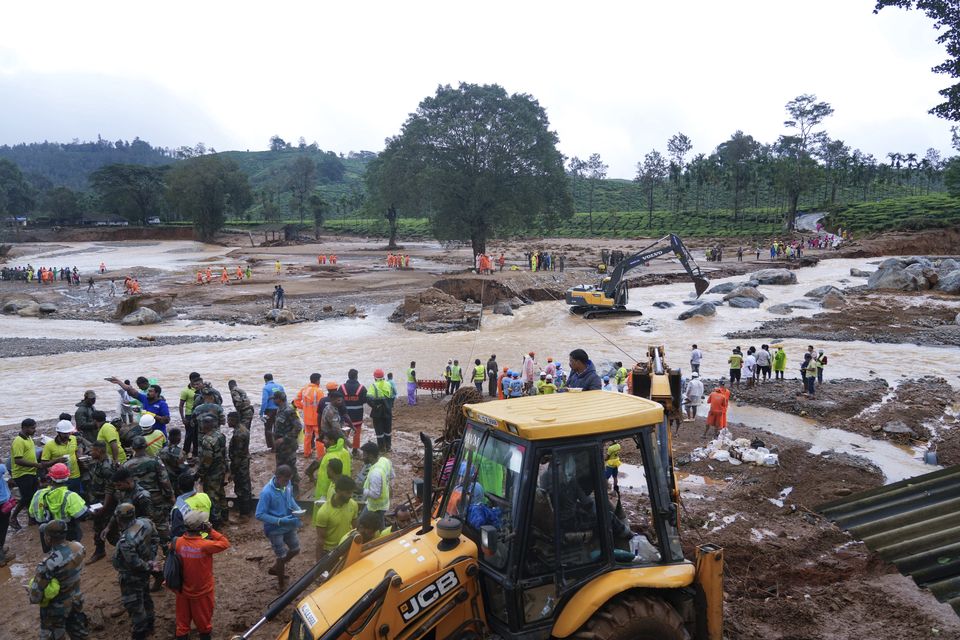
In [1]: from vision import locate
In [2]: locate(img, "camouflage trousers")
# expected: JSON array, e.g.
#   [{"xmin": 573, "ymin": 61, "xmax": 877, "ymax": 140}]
[
  {"xmin": 231, "ymin": 459, "xmax": 252, "ymax": 506},
  {"xmin": 203, "ymin": 474, "xmax": 226, "ymax": 524},
  {"xmin": 119, "ymin": 575, "xmax": 153, "ymax": 639},
  {"xmin": 239, "ymin": 408, "xmax": 254, "ymax": 430},
  {"xmin": 39, "ymin": 593, "xmax": 89, "ymax": 640},
  {"xmin": 275, "ymin": 449, "xmax": 299, "ymax": 495},
  {"xmin": 150, "ymin": 502, "xmax": 171, "ymax": 546}
]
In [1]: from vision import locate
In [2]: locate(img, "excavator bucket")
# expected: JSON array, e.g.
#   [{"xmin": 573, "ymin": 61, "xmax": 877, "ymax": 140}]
[{"xmin": 693, "ymin": 276, "xmax": 709, "ymax": 298}]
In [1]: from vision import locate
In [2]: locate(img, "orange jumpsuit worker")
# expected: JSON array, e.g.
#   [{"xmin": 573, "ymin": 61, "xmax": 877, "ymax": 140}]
[
  {"xmin": 220, "ymin": 268, "xmax": 228, "ymax": 284},
  {"xmin": 717, "ymin": 380, "xmax": 730, "ymax": 428},
  {"xmin": 174, "ymin": 510, "xmax": 230, "ymax": 639},
  {"xmin": 196, "ymin": 271, "xmax": 203, "ymax": 285},
  {"xmin": 705, "ymin": 385, "xmax": 728, "ymax": 438},
  {"xmin": 205, "ymin": 268, "xmax": 212, "ymax": 283},
  {"xmin": 496, "ymin": 367, "xmax": 509, "ymax": 400},
  {"xmin": 294, "ymin": 373, "xmax": 324, "ymax": 459},
  {"xmin": 236, "ymin": 266, "xmax": 243, "ymax": 280}
]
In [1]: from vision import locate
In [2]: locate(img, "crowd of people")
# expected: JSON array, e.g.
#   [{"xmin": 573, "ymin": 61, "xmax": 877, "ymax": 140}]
[
  {"xmin": 0, "ymin": 264, "xmax": 81, "ymax": 284},
  {"xmin": 195, "ymin": 265, "xmax": 253, "ymax": 285},
  {"xmin": 523, "ymin": 250, "xmax": 564, "ymax": 272},
  {"xmin": 386, "ymin": 253, "xmax": 411, "ymax": 269}
]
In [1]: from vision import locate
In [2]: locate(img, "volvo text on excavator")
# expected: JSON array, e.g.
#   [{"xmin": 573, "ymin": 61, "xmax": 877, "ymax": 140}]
[{"xmin": 565, "ymin": 234, "xmax": 709, "ymax": 319}]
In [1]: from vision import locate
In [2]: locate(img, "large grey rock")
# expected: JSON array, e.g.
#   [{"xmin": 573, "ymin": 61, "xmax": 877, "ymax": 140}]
[
  {"xmin": 508, "ymin": 297, "xmax": 524, "ymax": 309},
  {"xmin": 882, "ymin": 420, "xmax": 916, "ymax": 437},
  {"xmin": 749, "ymin": 269, "xmax": 797, "ymax": 285},
  {"xmin": 936, "ymin": 270, "xmax": 960, "ymax": 294},
  {"xmin": 16, "ymin": 302, "xmax": 41, "ymax": 317},
  {"xmin": 38, "ymin": 303, "xmax": 58, "ymax": 314},
  {"xmin": 678, "ymin": 303, "xmax": 716, "ymax": 320},
  {"xmin": 723, "ymin": 286, "xmax": 765, "ymax": 302},
  {"xmin": 850, "ymin": 268, "xmax": 874, "ymax": 278},
  {"xmin": 804, "ymin": 285, "xmax": 843, "ymax": 299},
  {"xmin": 265, "ymin": 308, "xmax": 296, "ymax": 324},
  {"xmin": 707, "ymin": 282, "xmax": 739, "ymax": 295},
  {"xmin": 768, "ymin": 304, "xmax": 793, "ymax": 315},
  {"xmin": 905, "ymin": 256, "xmax": 934, "ymax": 269},
  {"xmin": 867, "ymin": 266, "xmax": 924, "ymax": 291},
  {"xmin": 938, "ymin": 258, "xmax": 959, "ymax": 274},
  {"xmin": 786, "ymin": 298, "xmax": 821, "ymax": 310},
  {"xmin": 492, "ymin": 301, "xmax": 513, "ymax": 316},
  {"xmin": 121, "ymin": 307, "xmax": 162, "ymax": 326},
  {"xmin": 878, "ymin": 257, "xmax": 907, "ymax": 270},
  {"xmin": 727, "ymin": 297, "xmax": 761, "ymax": 309},
  {"xmin": 820, "ymin": 291, "xmax": 847, "ymax": 309},
  {"xmin": 652, "ymin": 301, "xmax": 674, "ymax": 309},
  {"xmin": 3, "ymin": 298, "xmax": 37, "ymax": 314}
]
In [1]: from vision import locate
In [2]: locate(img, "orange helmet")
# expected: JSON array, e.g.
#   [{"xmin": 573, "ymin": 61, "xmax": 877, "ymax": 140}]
[
  {"xmin": 373, "ymin": 369, "xmax": 385, "ymax": 379},
  {"xmin": 326, "ymin": 382, "xmax": 338, "ymax": 391},
  {"xmin": 49, "ymin": 463, "xmax": 71, "ymax": 482}
]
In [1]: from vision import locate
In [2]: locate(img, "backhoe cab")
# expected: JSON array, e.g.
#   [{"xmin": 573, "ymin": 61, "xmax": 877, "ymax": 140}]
[{"xmin": 264, "ymin": 392, "xmax": 722, "ymax": 640}]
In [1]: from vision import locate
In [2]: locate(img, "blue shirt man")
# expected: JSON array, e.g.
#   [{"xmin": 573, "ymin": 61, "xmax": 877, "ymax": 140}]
[{"xmin": 260, "ymin": 376, "xmax": 285, "ymax": 417}]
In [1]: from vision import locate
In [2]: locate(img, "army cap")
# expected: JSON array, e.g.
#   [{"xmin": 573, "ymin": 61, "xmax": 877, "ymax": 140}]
[
  {"xmin": 131, "ymin": 435, "xmax": 148, "ymax": 450},
  {"xmin": 202, "ymin": 385, "xmax": 216, "ymax": 396},
  {"xmin": 272, "ymin": 389, "xmax": 287, "ymax": 401},
  {"xmin": 83, "ymin": 390, "xmax": 96, "ymax": 399},
  {"xmin": 116, "ymin": 502, "xmax": 136, "ymax": 520},
  {"xmin": 40, "ymin": 520, "xmax": 69, "ymax": 538},
  {"xmin": 200, "ymin": 414, "xmax": 217, "ymax": 426}
]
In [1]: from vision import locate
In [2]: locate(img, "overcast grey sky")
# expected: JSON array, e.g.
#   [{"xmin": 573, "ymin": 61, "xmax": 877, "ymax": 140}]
[{"xmin": 0, "ymin": 0, "xmax": 954, "ymax": 178}]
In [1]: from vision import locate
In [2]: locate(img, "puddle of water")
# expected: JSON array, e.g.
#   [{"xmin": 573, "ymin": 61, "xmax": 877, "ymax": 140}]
[
  {"xmin": 728, "ymin": 404, "xmax": 934, "ymax": 483},
  {"xmin": 2, "ymin": 562, "xmax": 30, "ymax": 587}
]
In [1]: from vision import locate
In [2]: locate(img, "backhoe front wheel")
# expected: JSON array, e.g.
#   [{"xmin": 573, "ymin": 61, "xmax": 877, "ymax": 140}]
[{"xmin": 570, "ymin": 593, "xmax": 688, "ymax": 640}]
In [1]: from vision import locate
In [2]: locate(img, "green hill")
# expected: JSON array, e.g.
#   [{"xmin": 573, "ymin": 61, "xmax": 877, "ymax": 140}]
[{"xmin": 824, "ymin": 194, "xmax": 960, "ymax": 233}]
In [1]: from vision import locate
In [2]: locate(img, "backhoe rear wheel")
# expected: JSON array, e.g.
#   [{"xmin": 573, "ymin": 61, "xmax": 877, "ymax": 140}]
[{"xmin": 570, "ymin": 593, "xmax": 688, "ymax": 640}]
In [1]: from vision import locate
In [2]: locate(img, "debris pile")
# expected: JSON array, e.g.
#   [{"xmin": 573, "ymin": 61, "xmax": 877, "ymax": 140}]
[
  {"xmin": 389, "ymin": 287, "xmax": 481, "ymax": 333},
  {"xmin": 690, "ymin": 430, "xmax": 779, "ymax": 467}
]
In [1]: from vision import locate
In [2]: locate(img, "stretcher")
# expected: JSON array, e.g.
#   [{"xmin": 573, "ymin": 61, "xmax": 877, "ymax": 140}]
[{"xmin": 416, "ymin": 379, "xmax": 447, "ymax": 398}]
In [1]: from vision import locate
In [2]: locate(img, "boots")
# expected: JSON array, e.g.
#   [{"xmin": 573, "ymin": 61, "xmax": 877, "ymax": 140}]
[
  {"xmin": 376, "ymin": 436, "xmax": 385, "ymax": 452},
  {"xmin": 384, "ymin": 435, "xmax": 392, "ymax": 452},
  {"xmin": 267, "ymin": 558, "xmax": 283, "ymax": 576},
  {"xmin": 87, "ymin": 546, "xmax": 105, "ymax": 564}
]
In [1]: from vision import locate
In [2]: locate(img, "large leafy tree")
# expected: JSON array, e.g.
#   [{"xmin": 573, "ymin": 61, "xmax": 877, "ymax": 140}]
[
  {"xmin": 166, "ymin": 155, "xmax": 252, "ymax": 242},
  {"xmin": 0, "ymin": 158, "xmax": 36, "ymax": 217},
  {"xmin": 89, "ymin": 163, "xmax": 165, "ymax": 224},
  {"xmin": 635, "ymin": 150, "xmax": 668, "ymax": 227},
  {"xmin": 875, "ymin": 1, "xmax": 960, "ymax": 121},
  {"xmin": 286, "ymin": 155, "xmax": 317, "ymax": 225},
  {"xmin": 586, "ymin": 152, "xmax": 608, "ymax": 232},
  {"xmin": 367, "ymin": 83, "xmax": 572, "ymax": 256},
  {"xmin": 43, "ymin": 186, "xmax": 83, "ymax": 223},
  {"xmin": 716, "ymin": 131, "xmax": 760, "ymax": 222},
  {"xmin": 779, "ymin": 94, "xmax": 834, "ymax": 229}
]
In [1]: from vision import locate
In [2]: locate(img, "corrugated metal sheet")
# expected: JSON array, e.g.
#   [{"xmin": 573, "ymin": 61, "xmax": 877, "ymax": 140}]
[{"xmin": 817, "ymin": 465, "xmax": 960, "ymax": 617}]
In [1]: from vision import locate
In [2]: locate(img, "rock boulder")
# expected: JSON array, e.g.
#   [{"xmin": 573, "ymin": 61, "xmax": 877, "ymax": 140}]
[
  {"xmin": 493, "ymin": 301, "xmax": 513, "ymax": 316},
  {"xmin": 938, "ymin": 258, "xmax": 959, "ymax": 274},
  {"xmin": 867, "ymin": 266, "xmax": 925, "ymax": 291},
  {"xmin": 936, "ymin": 270, "xmax": 960, "ymax": 294},
  {"xmin": 265, "ymin": 308, "xmax": 296, "ymax": 324},
  {"xmin": 707, "ymin": 282, "xmax": 739, "ymax": 295},
  {"xmin": 726, "ymin": 297, "xmax": 761, "ymax": 309},
  {"xmin": 768, "ymin": 304, "xmax": 793, "ymax": 315},
  {"xmin": 121, "ymin": 308, "xmax": 162, "ymax": 326},
  {"xmin": 749, "ymin": 269, "xmax": 797, "ymax": 285},
  {"xmin": 677, "ymin": 303, "xmax": 716, "ymax": 320},
  {"xmin": 652, "ymin": 301, "xmax": 674, "ymax": 309},
  {"xmin": 804, "ymin": 285, "xmax": 842, "ymax": 299},
  {"xmin": 820, "ymin": 291, "xmax": 847, "ymax": 309},
  {"xmin": 882, "ymin": 420, "xmax": 916, "ymax": 437},
  {"xmin": 3, "ymin": 298, "xmax": 37, "ymax": 314},
  {"xmin": 850, "ymin": 268, "xmax": 874, "ymax": 278},
  {"xmin": 723, "ymin": 286, "xmax": 765, "ymax": 302},
  {"xmin": 38, "ymin": 303, "xmax": 58, "ymax": 314},
  {"xmin": 16, "ymin": 302, "xmax": 41, "ymax": 317}
]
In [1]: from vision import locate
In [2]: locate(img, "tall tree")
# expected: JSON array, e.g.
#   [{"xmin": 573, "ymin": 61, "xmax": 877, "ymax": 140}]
[
  {"xmin": 366, "ymin": 83, "xmax": 572, "ymax": 257},
  {"xmin": 43, "ymin": 186, "xmax": 82, "ymax": 223},
  {"xmin": 716, "ymin": 131, "xmax": 760, "ymax": 221},
  {"xmin": 166, "ymin": 156, "xmax": 252, "ymax": 242},
  {"xmin": 567, "ymin": 156, "xmax": 587, "ymax": 205},
  {"xmin": 779, "ymin": 94, "xmax": 834, "ymax": 229},
  {"xmin": 875, "ymin": 1, "xmax": 960, "ymax": 121},
  {"xmin": 286, "ymin": 155, "xmax": 317, "ymax": 225},
  {"xmin": 308, "ymin": 193, "xmax": 327, "ymax": 240},
  {"xmin": 269, "ymin": 135, "xmax": 288, "ymax": 152},
  {"xmin": 0, "ymin": 158, "xmax": 36, "ymax": 217},
  {"xmin": 89, "ymin": 164, "xmax": 165, "ymax": 224},
  {"xmin": 818, "ymin": 138, "xmax": 851, "ymax": 204},
  {"xmin": 667, "ymin": 133, "xmax": 693, "ymax": 213},
  {"xmin": 635, "ymin": 150, "xmax": 668, "ymax": 227},
  {"xmin": 586, "ymin": 153, "xmax": 608, "ymax": 233}
]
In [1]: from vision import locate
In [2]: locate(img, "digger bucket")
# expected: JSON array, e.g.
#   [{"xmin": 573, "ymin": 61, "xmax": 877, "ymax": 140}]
[{"xmin": 693, "ymin": 276, "xmax": 709, "ymax": 298}]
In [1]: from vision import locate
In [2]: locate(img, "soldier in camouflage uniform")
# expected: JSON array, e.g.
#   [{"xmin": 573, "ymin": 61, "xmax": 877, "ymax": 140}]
[
  {"xmin": 29, "ymin": 519, "xmax": 89, "ymax": 640},
  {"xmin": 122, "ymin": 436, "xmax": 174, "ymax": 546},
  {"xmin": 85, "ymin": 442, "xmax": 116, "ymax": 564},
  {"xmin": 272, "ymin": 390, "xmax": 302, "ymax": 496},
  {"xmin": 112, "ymin": 503, "xmax": 159, "ymax": 640},
  {"xmin": 73, "ymin": 390, "xmax": 98, "ymax": 444},
  {"xmin": 228, "ymin": 379, "xmax": 255, "ymax": 430},
  {"xmin": 158, "ymin": 427, "xmax": 186, "ymax": 483},
  {"xmin": 197, "ymin": 415, "xmax": 228, "ymax": 526},
  {"xmin": 226, "ymin": 412, "xmax": 252, "ymax": 518},
  {"xmin": 192, "ymin": 386, "xmax": 225, "ymax": 428}
]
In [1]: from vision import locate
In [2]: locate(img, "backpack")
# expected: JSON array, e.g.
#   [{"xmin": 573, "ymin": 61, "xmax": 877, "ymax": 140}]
[{"xmin": 163, "ymin": 544, "xmax": 183, "ymax": 592}]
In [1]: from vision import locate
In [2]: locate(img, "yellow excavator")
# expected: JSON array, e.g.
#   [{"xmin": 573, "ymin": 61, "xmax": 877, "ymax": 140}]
[
  {"xmin": 235, "ymin": 392, "xmax": 723, "ymax": 640},
  {"xmin": 565, "ymin": 234, "xmax": 709, "ymax": 319}
]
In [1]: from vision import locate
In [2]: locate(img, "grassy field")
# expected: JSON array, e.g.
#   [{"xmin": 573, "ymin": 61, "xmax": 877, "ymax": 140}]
[{"xmin": 824, "ymin": 194, "xmax": 960, "ymax": 233}]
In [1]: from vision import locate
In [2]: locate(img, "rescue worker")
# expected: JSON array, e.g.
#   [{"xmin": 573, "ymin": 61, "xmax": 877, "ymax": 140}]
[
  {"xmin": 522, "ymin": 352, "xmax": 537, "ymax": 394},
  {"xmin": 540, "ymin": 374, "xmax": 557, "ymax": 394},
  {"xmin": 773, "ymin": 346, "xmax": 787, "ymax": 380},
  {"xmin": 228, "ymin": 379, "xmax": 254, "ymax": 430},
  {"xmin": 449, "ymin": 360, "xmax": 462, "ymax": 394},
  {"xmin": 320, "ymin": 389, "xmax": 348, "ymax": 435},
  {"xmin": 496, "ymin": 366, "xmax": 509, "ymax": 399},
  {"xmin": 29, "ymin": 519, "xmax": 89, "ymax": 640},
  {"xmin": 260, "ymin": 373, "xmax": 285, "ymax": 450},
  {"xmin": 158, "ymin": 428, "xmax": 186, "ymax": 484},
  {"xmin": 309, "ymin": 429, "xmax": 352, "ymax": 508},
  {"xmin": 169, "ymin": 473, "xmax": 210, "ymax": 539},
  {"xmin": 486, "ymin": 355, "xmax": 499, "ymax": 397},
  {"xmin": 272, "ymin": 391, "xmax": 302, "ymax": 496},
  {"xmin": 367, "ymin": 369, "xmax": 395, "ymax": 453},
  {"xmin": 179, "ymin": 374, "xmax": 203, "ymax": 458},
  {"xmin": 30, "ymin": 463, "xmax": 89, "ymax": 551},
  {"xmin": 472, "ymin": 358, "xmax": 486, "ymax": 393},
  {"xmin": 174, "ymin": 510, "xmax": 230, "ymax": 640},
  {"xmin": 294, "ymin": 373, "xmax": 324, "ymax": 459},
  {"xmin": 255, "ymin": 465, "xmax": 301, "ymax": 587},
  {"xmin": 314, "ymin": 476, "xmax": 358, "ymax": 560},
  {"xmin": 705, "ymin": 384, "xmax": 729, "ymax": 438},
  {"xmin": 138, "ymin": 415, "xmax": 166, "ymax": 457},
  {"xmin": 196, "ymin": 415, "xmax": 227, "ymax": 527},
  {"xmin": 444, "ymin": 360, "xmax": 453, "ymax": 395},
  {"xmin": 226, "ymin": 412, "xmax": 253, "ymax": 520},
  {"xmin": 74, "ymin": 390, "xmax": 98, "ymax": 444},
  {"xmin": 41, "ymin": 420, "xmax": 84, "ymax": 495},
  {"xmin": 816, "ymin": 349, "xmax": 828, "ymax": 383},
  {"xmin": 100, "ymin": 469, "xmax": 153, "ymax": 549},
  {"xmin": 507, "ymin": 371, "xmax": 524, "ymax": 398},
  {"xmin": 535, "ymin": 372, "xmax": 548, "ymax": 394},
  {"xmin": 339, "ymin": 370, "xmax": 367, "ymax": 459},
  {"xmin": 406, "ymin": 361, "xmax": 417, "ymax": 406},
  {"xmin": 95, "ymin": 412, "xmax": 125, "ymax": 464},
  {"xmin": 359, "ymin": 442, "xmax": 394, "ymax": 530},
  {"xmin": 614, "ymin": 362, "xmax": 629, "ymax": 393},
  {"xmin": 192, "ymin": 386, "xmax": 225, "ymax": 429},
  {"xmin": 112, "ymin": 503, "xmax": 159, "ymax": 640},
  {"xmin": 85, "ymin": 442, "xmax": 116, "ymax": 564},
  {"xmin": 684, "ymin": 372, "xmax": 705, "ymax": 422},
  {"xmin": 123, "ymin": 436, "xmax": 175, "ymax": 548},
  {"xmin": 11, "ymin": 418, "xmax": 43, "ymax": 531}
]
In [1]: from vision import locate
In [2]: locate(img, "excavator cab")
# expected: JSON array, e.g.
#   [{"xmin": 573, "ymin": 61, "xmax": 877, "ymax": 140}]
[{"xmin": 249, "ymin": 393, "xmax": 721, "ymax": 640}]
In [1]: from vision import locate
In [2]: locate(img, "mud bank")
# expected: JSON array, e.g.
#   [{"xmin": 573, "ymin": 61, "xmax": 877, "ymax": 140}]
[{"xmin": 0, "ymin": 335, "xmax": 250, "ymax": 358}]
